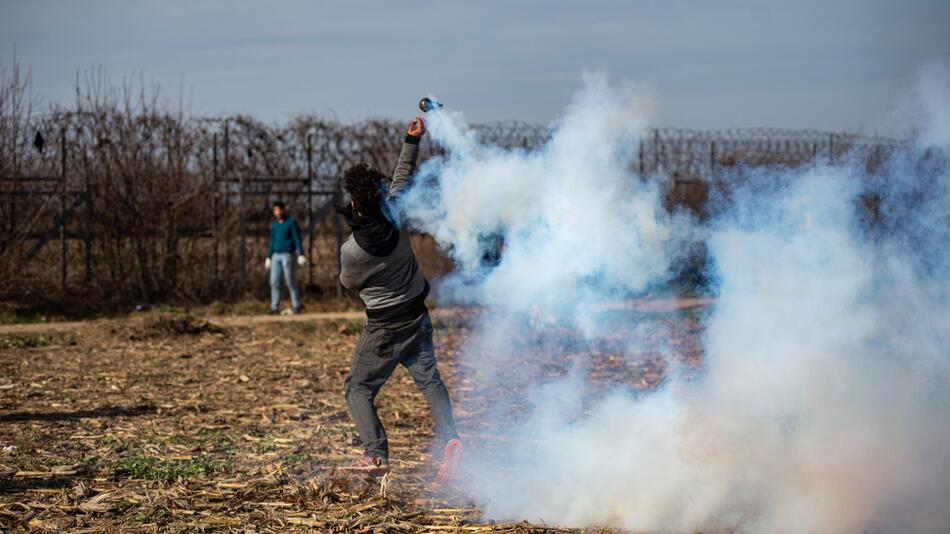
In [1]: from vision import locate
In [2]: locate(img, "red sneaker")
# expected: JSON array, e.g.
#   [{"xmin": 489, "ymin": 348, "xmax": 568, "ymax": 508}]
[
  {"xmin": 436, "ymin": 438, "xmax": 463, "ymax": 484},
  {"xmin": 340, "ymin": 454, "xmax": 390, "ymax": 477}
]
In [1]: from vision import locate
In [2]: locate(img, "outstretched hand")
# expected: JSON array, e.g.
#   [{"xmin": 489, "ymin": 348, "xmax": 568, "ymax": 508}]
[{"xmin": 407, "ymin": 117, "xmax": 426, "ymax": 137}]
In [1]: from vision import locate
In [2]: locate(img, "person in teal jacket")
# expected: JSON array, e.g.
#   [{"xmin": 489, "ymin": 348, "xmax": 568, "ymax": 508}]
[{"xmin": 265, "ymin": 201, "xmax": 306, "ymax": 314}]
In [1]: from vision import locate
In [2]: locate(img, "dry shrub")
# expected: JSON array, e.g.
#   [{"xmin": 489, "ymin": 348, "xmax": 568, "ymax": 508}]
[{"xmin": 0, "ymin": 63, "xmax": 904, "ymax": 313}]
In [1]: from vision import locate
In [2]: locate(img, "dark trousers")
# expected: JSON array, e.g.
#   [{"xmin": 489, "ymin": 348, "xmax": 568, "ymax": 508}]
[{"xmin": 344, "ymin": 312, "xmax": 459, "ymax": 459}]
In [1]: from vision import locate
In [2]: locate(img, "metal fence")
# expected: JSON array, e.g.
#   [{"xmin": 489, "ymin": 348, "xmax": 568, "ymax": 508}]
[{"xmin": 0, "ymin": 111, "xmax": 901, "ymax": 309}]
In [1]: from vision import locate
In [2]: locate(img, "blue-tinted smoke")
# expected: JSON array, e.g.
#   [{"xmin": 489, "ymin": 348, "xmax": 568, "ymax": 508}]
[{"xmin": 395, "ymin": 66, "xmax": 949, "ymax": 533}]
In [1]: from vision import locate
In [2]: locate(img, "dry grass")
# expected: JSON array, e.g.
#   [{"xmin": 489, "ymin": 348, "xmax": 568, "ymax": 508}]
[{"xmin": 0, "ymin": 307, "xmax": 704, "ymax": 532}]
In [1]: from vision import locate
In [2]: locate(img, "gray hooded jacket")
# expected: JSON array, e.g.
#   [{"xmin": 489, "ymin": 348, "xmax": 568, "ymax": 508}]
[{"xmin": 339, "ymin": 138, "xmax": 427, "ymax": 321}]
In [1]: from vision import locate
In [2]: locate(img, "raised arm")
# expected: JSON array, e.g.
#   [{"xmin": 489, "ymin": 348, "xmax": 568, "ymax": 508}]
[{"xmin": 388, "ymin": 117, "xmax": 426, "ymax": 199}]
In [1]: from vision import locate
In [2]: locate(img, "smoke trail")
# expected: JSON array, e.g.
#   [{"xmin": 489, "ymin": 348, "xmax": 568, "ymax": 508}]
[
  {"xmin": 403, "ymin": 74, "xmax": 673, "ymax": 318},
  {"xmin": 396, "ymin": 68, "xmax": 949, "ymax": 532}
]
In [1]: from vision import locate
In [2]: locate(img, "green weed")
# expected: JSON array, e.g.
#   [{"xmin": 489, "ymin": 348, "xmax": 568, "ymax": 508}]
[
  {"xmin": 0, "ymin": 334, "xmax": 53, "ymax": 349},
  {"xmin": 115, "ymin": 454, "xmax": 223, "ymax": 481}
]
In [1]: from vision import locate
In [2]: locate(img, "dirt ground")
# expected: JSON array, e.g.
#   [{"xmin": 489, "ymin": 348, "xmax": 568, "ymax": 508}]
[{"xmin": 0, "ymin": 302, "xmax": 706, "ymax": 533}]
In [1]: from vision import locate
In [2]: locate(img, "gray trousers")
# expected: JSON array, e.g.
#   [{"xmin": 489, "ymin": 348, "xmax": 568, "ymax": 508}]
[
  {"xmin": 344, "ymin": 312, "xmax": 459, "ymax": 459},
  {"xmin": 269, "ymin": 252, "xmax": 301, "ymax": 311}
]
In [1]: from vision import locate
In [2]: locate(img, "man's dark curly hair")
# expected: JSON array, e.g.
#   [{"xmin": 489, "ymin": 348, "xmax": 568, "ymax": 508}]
[{"xmin": 342, "ymin": 162, "xmax": 387, "ymax": 212}]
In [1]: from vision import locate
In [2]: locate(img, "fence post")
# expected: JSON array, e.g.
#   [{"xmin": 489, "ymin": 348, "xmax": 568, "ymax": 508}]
[
  {"xmin": 239, "ymin": 160, "xmax": 247, "ymax": 297},
  {"xmin": 83, "ymin": 149, "xmax": 92, "ymax": 289},
  {"xmin": 710, "ymin": 141, "xmax": 716, "ymax": 180},
  {"xmin": 686, "ymin": 139, "xmax": 692, "ymax": 176},
  {"xmin": 211, "ymin": 132, "xmax": 219, "ymax": 298},
  {"xmin": 59, "ymin": 128, "xmax": 67, "ymax": 293},
  {"xmin": 653, "ymin": 129, "xmax": 660, "ymax": 174},
  {"xmin": 829, "ymin": 133, "xmax": 835, "ymax": 165},
  {"xmin": 223, "ymin": 120, "xmax": 231, "ymax": 296},
  {"xmin": 9, "ymin": 134, "xmax": 16, "ymax": 247},
  {"xmin": 306, "ymin": 133, "xmax": 314, "ymax": 287}
]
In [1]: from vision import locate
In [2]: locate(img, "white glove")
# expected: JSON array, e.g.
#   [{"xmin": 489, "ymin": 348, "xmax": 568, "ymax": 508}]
[
  {"xmin": 297, "ymin": 255, "xmax": 307, "ymax": 267},
  {"xmin": 264, "ymin": 257, "xmax": 271, "ymax": 271}
]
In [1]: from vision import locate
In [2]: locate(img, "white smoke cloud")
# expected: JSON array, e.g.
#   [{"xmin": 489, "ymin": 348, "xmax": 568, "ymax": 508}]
[
  {"xmin": 892, "ymin": 61, "xmax": 950, "ymax": 148},
  {"xmin": 401, "ymin": 73, "xmax": 671, "ymax": 318},
  {"xmin": 396, "ymin": 70, "xmax": 950, "ymax": 533}
]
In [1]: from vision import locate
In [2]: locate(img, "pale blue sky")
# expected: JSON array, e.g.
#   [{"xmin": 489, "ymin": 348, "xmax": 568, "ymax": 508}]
[{"xmin": 1, "ymin": 0, "xmax": 948, "ymax": 131}]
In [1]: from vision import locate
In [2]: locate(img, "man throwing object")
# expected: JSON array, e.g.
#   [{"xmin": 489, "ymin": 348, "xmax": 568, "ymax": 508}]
[{"xmin": 338, "ymin": 117, "xmax": 463, "ymax": 483}]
